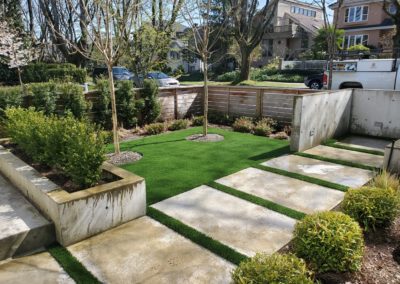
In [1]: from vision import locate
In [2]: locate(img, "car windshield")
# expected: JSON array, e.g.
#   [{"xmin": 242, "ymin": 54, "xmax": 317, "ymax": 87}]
[
  {"xmin": 113, "ymin": 67, "xmax": 127, "ymax": 74},
  {"xmin": 148, "ymin": 72, "xmax": 169, "ymax": 79}
]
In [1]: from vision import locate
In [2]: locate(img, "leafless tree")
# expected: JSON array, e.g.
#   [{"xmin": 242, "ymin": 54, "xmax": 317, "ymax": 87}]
[{"xmin": 383, "ymin": 0, "xmax": 400, "ymax": 57}]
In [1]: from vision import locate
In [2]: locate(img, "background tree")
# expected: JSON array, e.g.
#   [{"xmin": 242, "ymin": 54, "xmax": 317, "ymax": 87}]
[
  {"xmin": 227, "ymin": 0, "xmax": 279, "ymax": 81},
  {"xmin": 312, "ymin": 27, "xmax": 344, "ymax": 55},
  {"xmin": 182, "ymin": 0, "xmax": 229, "ymax": 136},
  {"xmin": 383, "ymin": 0, "xmax": 400, "ymax": 57}
]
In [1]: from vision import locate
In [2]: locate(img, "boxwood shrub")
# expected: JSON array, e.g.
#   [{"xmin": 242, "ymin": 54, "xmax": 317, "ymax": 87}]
[
  {"xmin": 342, "ymin": 186, "xmax": 400, "ymax": 231},
  {"xmin": 232, "ymin": 253, "xmax": 313, "ymax": 284},
  {"xmin": 293, "ymin": 211, "xmax": 364, "ymax": 273},
  {"xmin": 6, "ymin": 108, "xmax": 105, "ymax": 188}
]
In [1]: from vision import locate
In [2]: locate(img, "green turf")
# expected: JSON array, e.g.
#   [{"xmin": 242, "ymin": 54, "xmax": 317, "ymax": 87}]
[
  {"xmin": 208, "ymin": 181, "xmax": 306, "ymax": 220},
  {"xmin": 254, "ymin": 164, "xmax": 349, "ymax": 192},
  {"xmin": 147, "ymin": 207, "xmax": 247, "ymax": 265},
  {"xmin": 115, "ymin": 127, "xmax": 289, "ymax": 205},
  {"xmin": 324, "ymin": 139, "xmax": 385, "ymax": 156},
  {"xmin": 294, "ymin": 152, "xmax": 380, "ymax": 172},
  {"xmin": 48, "ymin": 244, "xmax": 100, "ymax": 284}
]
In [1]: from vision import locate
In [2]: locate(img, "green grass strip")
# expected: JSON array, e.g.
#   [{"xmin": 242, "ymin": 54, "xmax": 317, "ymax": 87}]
[
  {"xmin": 208, "ymin": 181, "xmax": 305, "ymax": 220},
  {"xmin": 47, "ymin": 244, "xmax": 100, "ymax": 284},
  {"xmin": 254, "ymin": 164, "xmax": 348, "ymax": 192},
  {"xmin": 294, "ymin": 152, "xmax": 380, "ymax": 172},
  {"xmin": 147, "ymin": 207, "xmax": 247, "ymax": 265},
  {"xmin": 323, "ymin": 139, "xmax": 384, "ymax": 156}
]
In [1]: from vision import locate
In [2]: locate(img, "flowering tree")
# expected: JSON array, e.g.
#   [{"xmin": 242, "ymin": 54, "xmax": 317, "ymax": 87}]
[{"xmin": 0, "ymin": 21, "xmax": 37, "ymax": 88}]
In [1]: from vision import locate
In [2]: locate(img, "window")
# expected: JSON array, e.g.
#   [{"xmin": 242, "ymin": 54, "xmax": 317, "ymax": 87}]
[
  {"xmin": 291, "ymin": 5, "xmax": 316, "ymax": 17},
  {"xmin": 343, "ymin": 34, "xmax": 369, "ymax": 49},
  {"xmin": 262, "ymin": 39, "xmax": 274, "ymax": 57},
  {"xmin": 389, "ymin": 3, "xmax": 397, "ymax": 15},
  {"xmin": 345, "ymin": 6, "xmax": 368, "ymax": 22}
]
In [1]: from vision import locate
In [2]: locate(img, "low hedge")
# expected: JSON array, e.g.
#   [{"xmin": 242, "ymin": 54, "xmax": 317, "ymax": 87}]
[
  {"xmin": 6, "ymin": 108, "xmax": 105, "ymax": 188},
  {"xmin": 168, "ymin": 119, "xmax": 189, "ymax": 131},
  {"xmin": 293, "ymin": 211, "xmax": 364, "ymax": 273},
  {"xmin": 232, "ymin": 253, "xmax": 313, "ymax": 284}
]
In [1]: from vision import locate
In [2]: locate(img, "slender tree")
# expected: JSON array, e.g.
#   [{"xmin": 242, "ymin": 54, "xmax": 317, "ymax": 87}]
[
  {"xmin": 383, "ymin": 0, "xmax": 400, "ymax": 57},
  {"xmin": 227, "ymin": 0, "xmax": 279, "ymax": 81}
]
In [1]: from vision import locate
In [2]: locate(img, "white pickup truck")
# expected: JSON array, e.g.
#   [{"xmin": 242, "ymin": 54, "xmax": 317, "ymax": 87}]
[{"xmin": 324, "ymin": 58, "xmax": 400, "ymax": 90}]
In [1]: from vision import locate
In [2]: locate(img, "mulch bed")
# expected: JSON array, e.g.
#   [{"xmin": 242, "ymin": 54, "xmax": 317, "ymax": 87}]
[
  {"xmin": 106, "ymin": 151, "xmax": 142, "ymax": 165},
  {"xmin": 186, "ymin": 134, "xmax": 224, "ymax": 142}
]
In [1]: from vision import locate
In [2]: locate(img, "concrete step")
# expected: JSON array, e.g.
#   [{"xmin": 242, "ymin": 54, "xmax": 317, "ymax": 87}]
[{"xmin": 0, "ymin": 174, "xmax": 54, "ymax": 261}]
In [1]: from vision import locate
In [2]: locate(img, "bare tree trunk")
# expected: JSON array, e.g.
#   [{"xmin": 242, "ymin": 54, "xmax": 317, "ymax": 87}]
[
  {"xmin": 17, "ymin": 67, "xmax": 23, "ymax": 89},
  {"xmin": 328, "ymin": 58, "xmax": 333, "ymax": 90},
  {"xmin": 203, "ymin": 57, "xmax": 209, "ymax": 136},
  {"xmin": 239, "ymin": 46, "xmax": 251, "ymax": 81},
  {"xmin": 107, "ymin": 64, "xmax": 120, "ymax": 154}
]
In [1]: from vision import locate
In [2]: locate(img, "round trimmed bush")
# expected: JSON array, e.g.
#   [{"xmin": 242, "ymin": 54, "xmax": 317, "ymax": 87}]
[
  {"xmin": 144, "ymin": 123, "xmax": 165, "ymax": 135},
  {"xmin": 293, "ymin": 211, "xmax": 364, "ymax": 273},
  {"xmin": 232, "ymin": 253, "xmax": 313, "ymax": 284},
  {"xmin": 232, "ymin": 117, "xmax": 254, "ymax": 133},
  {"xmin": 168, "ymin": 119, "xmax": 189, "ymax": 131},
  {"xmin": 342, "ymin": 186, "xmax": 400, "ymax": 231}
]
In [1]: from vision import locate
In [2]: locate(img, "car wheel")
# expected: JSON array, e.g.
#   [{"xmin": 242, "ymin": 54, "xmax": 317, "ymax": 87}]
[{"xmin": 309, "ymin": 80, "xmax": 322, "ymax": 90}]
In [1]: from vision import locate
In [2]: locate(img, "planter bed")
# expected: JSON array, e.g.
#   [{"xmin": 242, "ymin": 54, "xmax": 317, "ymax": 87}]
[{"xmin": 0, "ymin": 141, "xmax": 146, "ymax": 246}]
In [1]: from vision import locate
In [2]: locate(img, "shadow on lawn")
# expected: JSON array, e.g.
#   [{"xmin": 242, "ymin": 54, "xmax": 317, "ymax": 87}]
[
  {"xmin": 248, "ymin": 145, "xmax": 290, "ymax": 162},
  {"xmin": 121, "ymin": 138, "xmax": 187, "ymax": 150}
]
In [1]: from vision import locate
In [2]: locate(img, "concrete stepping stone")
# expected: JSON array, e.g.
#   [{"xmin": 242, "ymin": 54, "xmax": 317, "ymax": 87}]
[
  {"xmin": 68, "ymin": 216, "xmax": 234, "ymax": 284},
  {"xmin": 262, "ymin": 155, "xmax": 374, "ymax": 188},
  {"xmin": 152, "ymin": 186, "xmax": 296, "ymax": 257},
  {"xmin": 0, "ymin": 252, "xmax": 73, "ymax": 283},
  {"xmin": 336, "ymin": 135, "xmax": 391, "ymax": 152},
  {"xmin": 216, "ymin": 167, "xmax": 345, "ymax": 214},
  {"xmin": 0, "ymin": 174, "xmax": 54, "ymax": 261},
  {"xmin": 304, "ymin": 145, "xmax": 384, "ymax": 168}
]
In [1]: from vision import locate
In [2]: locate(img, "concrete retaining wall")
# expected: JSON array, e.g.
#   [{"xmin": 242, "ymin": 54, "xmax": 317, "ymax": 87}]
[
  {"xmin": 384, "ymin": 140, "xmax": 400, "ymax": 174},
  {"xmin": 351, "ymin": 89, "xmax": 400, "ymax": 139},
  {"xmin": 291, "ymin": 90, "xmax": 352, "ymax": 151}
]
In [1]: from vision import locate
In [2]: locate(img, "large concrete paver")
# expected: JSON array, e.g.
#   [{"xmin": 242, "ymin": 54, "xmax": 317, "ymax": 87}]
[
  {"xmin": 216, "ymin": 167, "xmax": 345, "ymax": 214},
  {"xmin": 0, "ymin": 174, "xmax": 54, "ymax": 260},
  {"xmin": 0, "ymin": 252, "xmax": 73, "ymax": 284},
  {"xmin": 68, "ymin": 216, "xmax": 234, "ymax": 284},
  {"xmin": 152, "ymin": 186, "xmax": 296, "ymax": 257},
  {"xmin": 336, "ymin": 135, "xmax": 391, "ymax": 152},
  {"xmin": 262, "ymin": 155, "xmax": 374, "ymax": 188},
  {"xmin": 304, "ymin": 145, "xmax": 384, "ymax": 168}
]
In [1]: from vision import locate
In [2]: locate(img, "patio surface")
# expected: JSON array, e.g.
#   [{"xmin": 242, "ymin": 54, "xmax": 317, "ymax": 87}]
[
  {"xmin": 216, "ymin": 167, "xmax": 345, "ymax": 214},
  {"xmin": 152, "ymin": 185, "xmax": 296, "ymax": 257},
  {"xmin": 336, "ymin": 135, "xmax": 391, "ymax": 152},
  {"xmin": 67, "ymin": 216, "xmax": 234, "ymax": 284},
  {"xmin": 262, "ymin": 155, "xmax": 374, "ymax": 188},
  {"xmin": 304, "ymin": 145, "xmax": 384, "ymax": 168}
]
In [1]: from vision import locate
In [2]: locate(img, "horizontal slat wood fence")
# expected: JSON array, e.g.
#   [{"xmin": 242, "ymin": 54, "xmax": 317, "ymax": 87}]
[{"xmin": 84, "ymin": 85, "xmax": 315, "ymax": 124}]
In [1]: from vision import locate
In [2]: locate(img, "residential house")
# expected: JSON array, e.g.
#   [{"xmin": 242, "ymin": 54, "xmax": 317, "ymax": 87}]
[
  {"xmin": 330, "ymin": 0, "xmax": 396, "ymax": 52},
  {"xmin": 258, "ymin": 0, "xmax": 325, "ymax": 65}
]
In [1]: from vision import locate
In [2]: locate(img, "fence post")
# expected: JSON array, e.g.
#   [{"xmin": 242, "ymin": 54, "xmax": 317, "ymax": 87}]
[
  {"xmin": 174, "ymin": 88, "xmax": 178, "ymax": 119},
  {"xmin": 227, "ymin": 87, "xmax": 231, "ymax": 116}
]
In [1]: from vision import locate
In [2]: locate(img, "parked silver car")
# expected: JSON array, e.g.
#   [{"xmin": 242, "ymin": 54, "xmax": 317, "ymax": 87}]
[{"xmin": 147, "ymin": 72, "xmax": 180, "ymax": 87}]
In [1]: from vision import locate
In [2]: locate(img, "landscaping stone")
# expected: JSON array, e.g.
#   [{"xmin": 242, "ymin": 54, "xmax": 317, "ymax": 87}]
[
  {"xmin": 262, "ymin": 155, "xmax": 374, "ymax": 188},
  {"xmin": 0, "ymin": 252, "xmax": 73, "ymax": 283},
  {"xmin": 216, "ymin": 167, "xmax": 345, "ymax": 214},
  {"xmin": 186, "ymin": 134, "xmax": 224, "ymax": 142},
  {"xmin": 152, "ymin": 185, "xmax": 296, "ymax": 256},
  {"xmin": 68, "ymin": 216, "xmax": 234, "ymax": 284},
  {"xmin": 304, "ymin": 145, "xmax": 384, "ymax": 168},
  {"xmin": 336, "ymin": 135, "xmax": 391, "ymax": 152},
  {"xmin": 0, "ymin": 174, "xmax": 54, "ymax": 261}
]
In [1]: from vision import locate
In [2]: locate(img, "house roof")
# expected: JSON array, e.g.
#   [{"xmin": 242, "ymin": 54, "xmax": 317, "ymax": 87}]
[
  {"xmin": 330, "ymin": 0, "xmax": 385, "ymax": 9},
  {"xmin": 284, "ymin": 12, "xmax": 325, "ymax": 35}
]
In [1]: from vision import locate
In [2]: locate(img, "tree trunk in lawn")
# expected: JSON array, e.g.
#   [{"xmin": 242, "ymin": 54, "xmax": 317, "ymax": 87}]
[
  {"xmin": 17, "ymin": 67, "xmax": 23, "ymax": 89},
  {"xmin": 328, "ymin": 58, "xmax": 333, "ymax": 90},
  {"xmin": 239, "ymin": 46, "xmax": 251, "ymax": 82},
  {"xmin": 203, "ymin": 57, "xmax": 209, "ymax": 136},
  {"xmin": 107, "ymin": 64, "xmax": 120, "ymax": 154}
]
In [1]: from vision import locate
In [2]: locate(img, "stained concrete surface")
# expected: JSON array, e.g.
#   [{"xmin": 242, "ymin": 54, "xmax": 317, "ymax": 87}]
[
  {"xmin": 216, "ymin": 167, "xmax": 345, "ymax": 214},
  {"xmin": 336, "ymin": 135, "xmax": 391, "ymax": 152},
  {"xmin": 0, "ymin": 252, "xmax": 73, "ymax": 284},
  {"xmin": 304, "ymin": 145, "xmax": 384, "ymax": 168},
  {"xmin": 0, "ymin": 174, "xmax": 54, "ymax": 260},
  {"xmin": 152, "ymin": 186, "xmax": 296, "ymax": 256},
  {"xmin": 262, "ymin": 155, "xmax": 374, "ymax": 188},
  {"xmin": 68, "ymin": 216, "xmax": 234, "ymax": 284}
]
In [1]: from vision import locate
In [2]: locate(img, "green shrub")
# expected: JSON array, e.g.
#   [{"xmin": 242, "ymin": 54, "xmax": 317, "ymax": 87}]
[
  {"xmin": 115, "ymin": 80, "xmax": 138, "ymax": 128},
  {"xmin": 0, "ymin": 86, "xmax": 24, "ymax": 115},
  {"xmin": 144, "ymin": 123, "xmax": 165, "ymax": 135},
  {"xmin": 348, "ymin": 44, "xmax": 370, "ymax": 52},
  {"xmin": 168, "ymin": 119, "xmax": 189, "ymax": 131},
  {"xmin": 342, "ymin": 187, "xmax": 400, "ymax": 231},
  {"xmin": 233, "ymin": 117, "xmax": 254, "ymax": 133},
  {"xmin": 208, "ymin": 111, "xmax": 235, "ymax": 126},
  {"xmin": 232, "ymin": 253, "xmax": 313, "ymax": 284},
  {"xmin": 253, "ymin": 117, "xmax": 276, "ymax": 136},
  {"xmin": 140, "ymin": 79, "xmax": 161, "ymax": 125},
  {"xmin": 192, "ymin": 116, "xmax": 204, "ymax": 126},
  {"xmin": 28, "ymin": 82, "xmax": 58, "ymax": 116},
  {"xmin": 57, "ymin": 83, "xmax": 89, "ymax": 118},
  {"xmin": 47, "ymin": 67, "xmax": 87, "ymax": 84},
  {"xmin": 217, "ymin": 71, "xmax": 239, "ymax": 82},
  {"xmin": 293, "ymin": 211, "xmax": 364, "ymax": 273},
  {"xmin": 93, "ymin": 80, "xmax": 112, "ymax": 128},
  {"xmin": 6, "ymin": 108, "xmax": 105, "ymax": 188}
]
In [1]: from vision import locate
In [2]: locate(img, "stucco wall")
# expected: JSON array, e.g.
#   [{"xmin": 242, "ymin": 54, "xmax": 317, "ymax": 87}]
[
  {"xmin": 291, "ymin": 90, "xmax": 353, "ymax": 151},
  {"xmin": 351, "ymin": 89, "xmax": 400, "ymax": 139}
]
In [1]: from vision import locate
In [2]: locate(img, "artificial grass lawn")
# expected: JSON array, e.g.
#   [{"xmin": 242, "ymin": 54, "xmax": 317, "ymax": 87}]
[{"xmin": 116, "ymin": 127, "xmax": 290, "ymax": 205}]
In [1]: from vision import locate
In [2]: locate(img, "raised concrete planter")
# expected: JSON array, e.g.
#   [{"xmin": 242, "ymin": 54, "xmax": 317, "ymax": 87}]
[{"xmin": 0, "ymin": 145, "xmax": 146, "ymax": 246}]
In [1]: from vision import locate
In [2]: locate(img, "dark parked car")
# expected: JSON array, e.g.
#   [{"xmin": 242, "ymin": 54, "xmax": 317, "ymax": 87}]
[
  {"xmin": 304, "ymin": 73, "xmax": 324, "ymax": 89},
  {"xmin": 92, "ymin": 66, "xmax": 134, "ymax": 82}
]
